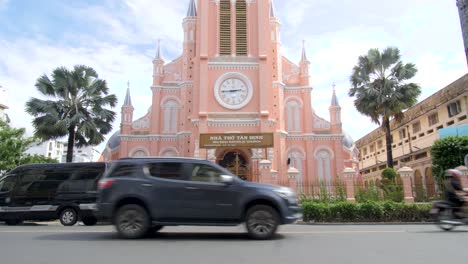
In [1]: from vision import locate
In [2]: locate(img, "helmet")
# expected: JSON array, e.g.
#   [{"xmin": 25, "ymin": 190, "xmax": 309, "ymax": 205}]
[{"xmin": 445, "ymin": 169, "xmax": 462, "ymax": 177}]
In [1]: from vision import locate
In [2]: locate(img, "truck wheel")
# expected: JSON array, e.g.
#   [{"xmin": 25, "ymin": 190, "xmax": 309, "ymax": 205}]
[
  {"xmin": 82, "ymin": 217, "xmax": 98, "ymax": 226},
  {"xmin": 5, "ymin": 219, "xmax": 23, "ymax": 226},
  {"xmin": 245, "ymin": 205, "xmax": 279, "ymax": 240},
  {"xmin": 115, "ymin": 204, "xmax": 150, "ymax": 239},
  {"xmin": 59, "ymin": 208, "xmax": 78, "ymax": 226}
]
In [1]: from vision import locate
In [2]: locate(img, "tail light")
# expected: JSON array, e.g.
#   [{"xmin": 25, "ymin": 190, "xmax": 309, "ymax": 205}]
[{"xmin": 98, "ymin": 179, "xmax": 114, "ymax": 189}]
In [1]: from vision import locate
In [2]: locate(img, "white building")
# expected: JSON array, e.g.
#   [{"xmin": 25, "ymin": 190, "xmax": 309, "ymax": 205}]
[
  {"xmin": 26, "ymin": 140, "xmax": 65, "ymax": 161},
  {"xmin": 62, "ymin": 144, "xmax": 100, "ymax": 163},
  {"xmin": 0, "ymin": 85, "xmax": 8, "ymax": 122}
]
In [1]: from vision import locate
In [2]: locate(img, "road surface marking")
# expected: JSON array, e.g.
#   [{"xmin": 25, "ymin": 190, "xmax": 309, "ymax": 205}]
[{"xmin": 0, "ymin": 230, "xmax": 406, "ymax": 234}]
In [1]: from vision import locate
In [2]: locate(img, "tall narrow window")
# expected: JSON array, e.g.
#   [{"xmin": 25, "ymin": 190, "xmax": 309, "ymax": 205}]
[
  {"xmin": 236, "ymin": 0, "xmax": 247, "ymax": 55},
  {"xmin": 316, "ymin": 150, "xmax": 332, "ymax": 191},
  {"xmin": 219, "ymin": 0, "xmax": 231, "ymax": 55},
  {"xmin": 286, "ymin": 101, "xmax": 301, "ymax": 132},
  {"xmin": 163, "ymin": 100, "xmax": 179, "ymax": 133}
]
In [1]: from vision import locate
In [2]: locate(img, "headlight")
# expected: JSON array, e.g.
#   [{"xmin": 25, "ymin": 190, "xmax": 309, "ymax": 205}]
[{"xmin": 274, "ymin": 187, "xmax": 298, "ymax": 204}]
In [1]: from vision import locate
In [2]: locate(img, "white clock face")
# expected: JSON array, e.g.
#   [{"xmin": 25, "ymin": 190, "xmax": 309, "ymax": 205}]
[{"xmin": 214, "ymin": 74, "xmax": 253, "ymax": 110}]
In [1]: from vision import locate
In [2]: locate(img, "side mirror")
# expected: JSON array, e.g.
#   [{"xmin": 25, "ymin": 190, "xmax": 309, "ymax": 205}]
[{"xmin": 220, "ymin": 175, "xmax": 234, "ymax": 185}]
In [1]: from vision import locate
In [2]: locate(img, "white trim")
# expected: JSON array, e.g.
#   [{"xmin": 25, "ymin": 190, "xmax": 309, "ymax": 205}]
[
  {"xmin": 284, "ymin": 96, "xmax": 304, "ymax": 108},
  {"xmin": 286, "ymin": 146, "xmax": 306, "ymax": 159},
  {"xmin": 129, "ymin": 147, "xmax": 150, "ymax": 157},
  {"xmin": 160, "ymin": 96, "xmax": 182, "ymax": 107},
  {"xmin": 159, "ymin": 147, "xmax": 180, "ymax": 156}
]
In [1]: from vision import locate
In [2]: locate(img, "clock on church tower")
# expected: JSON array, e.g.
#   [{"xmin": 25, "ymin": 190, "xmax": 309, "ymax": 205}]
[{"xmin": 214, "ymin": 73, "xmax": 253, "ymax": 110}]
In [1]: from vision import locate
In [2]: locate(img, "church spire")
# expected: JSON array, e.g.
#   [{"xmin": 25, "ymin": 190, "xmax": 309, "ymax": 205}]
[
  {"xmin": 154, "ymin": 39, "xmax": 164, "ymax": 61},
  {"xmin": 331, "ymin": 83, "xmax": 339, "ymax": 106},
  {"xmin": 301, "ymin": 40, "xmax": 308, "ymax": 62},
  {"xmin": 270, "ymin": 0, "xmax": 276, "ymax": 18},
  {"xmin": 186, "ymin": 0, "xmax": 197, "ymax": 17},
  {"xmin": 124, "ymin": 81, "xmax": 132, "ymax": 107}
]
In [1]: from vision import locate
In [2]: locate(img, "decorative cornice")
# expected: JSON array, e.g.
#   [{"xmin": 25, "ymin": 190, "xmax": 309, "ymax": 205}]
[
  {"xmin": 286, "ymin": 133, "xmax": 344, "ymax": 141},
  {"xmin": 207, "ymin": 119, "xmax": 260, "ymax": 127},
  {"xmin": 121, "ymin": 132, "xmax": 191, "ymax": 142},
  {"xmin": 208, "ymin": 62, "xmax": 259, "ymax": 70},
  {"xmin": 151, "ymin": 82, "xmax": 193, "ymax": 92}
]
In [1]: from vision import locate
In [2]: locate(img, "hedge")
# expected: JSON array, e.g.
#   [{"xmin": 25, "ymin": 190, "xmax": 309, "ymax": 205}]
[{"xmin": 301, "ymin": 201, "xmax": 433, "ymax": 222}]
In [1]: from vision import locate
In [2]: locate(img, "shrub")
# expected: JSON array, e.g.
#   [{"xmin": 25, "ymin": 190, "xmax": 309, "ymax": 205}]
[
  {"xmin": 355, "ymin": 186, "xmax": 382, "ymax": 203},
  {"xmin": 301, "ymin": 201, "xmax": 432, "ymax": 223},
  {"xmin": 382, "ymin": 168, "xmax": 397, "ymax": 181}
]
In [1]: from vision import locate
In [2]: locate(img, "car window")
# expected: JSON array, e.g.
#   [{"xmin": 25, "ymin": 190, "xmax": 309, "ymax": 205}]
[
  {"xmin": 109, "ymin": 163, "xmax": 141, "ymax": 178},
  {"xmin": 0, "ymin": 176, "xmax": 16, "ymax": 192},
  {"xmin": 17, "ymin": 168, "xmax": 47, "ymax": 195},
  {"xmin": 70, "ymin": 166, "xmax": 105, "ymax": 181},
  {"xmin": 191, "ymin": 164, "xmax": 224, "ymax": 183},
  {"xmin": 147, "ymin": 162, "xmax": 186, "ymax": 181}
]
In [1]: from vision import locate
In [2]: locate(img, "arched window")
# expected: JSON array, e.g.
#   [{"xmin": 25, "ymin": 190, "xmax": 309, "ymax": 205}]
[
  {"xmin": 236, "ymin": 0, "xmax": 247, "ymax": 55},
  {"xmin": 219, "ymin": 0, "xmax": 231, "ymax": 55},
  {"xmin": 132, "ymin": 150, "xmax": 147, "ymax": 157},
  {"xmin": 163, "ymin": 100, "xmax": 179, "ymax": 133},
  {"xmin": 162, "ymin": 151, "xmax": 177, "ymax": 157},
  {"xmin": 316, "ymin": 150, "xmax": 332, "ymax": 190},
  {"xmin": 286, "ymin": 100, "xmax": 301, "ymax": 132}
]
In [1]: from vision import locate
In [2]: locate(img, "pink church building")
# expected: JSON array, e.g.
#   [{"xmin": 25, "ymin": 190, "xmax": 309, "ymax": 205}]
[{"xmin": 101, "ymin": 0, "xmax": 359, "ymax": 193}]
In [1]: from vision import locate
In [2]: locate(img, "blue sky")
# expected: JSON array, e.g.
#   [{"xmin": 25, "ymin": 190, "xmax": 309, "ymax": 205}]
[{"xmin": 0, "ymin": 0, "xmax": 466, "ymax": 153}]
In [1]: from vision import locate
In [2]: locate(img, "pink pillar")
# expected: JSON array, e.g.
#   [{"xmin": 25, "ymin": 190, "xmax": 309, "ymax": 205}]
[
  {"xmin": 455, "ymin": 166, "xmax": 468, "ymax": 189},
  {"xmin": 287, "ymin": 167, "xmax": 299, "ymax": 192},
  {"xmin": 398, "ymin": 167, "xmax": 415, "ymax": 203},
  {"xmin": 343, "ymin": 167, "xmax": 356, "ymax": 202},
  {"xmin": 259, "ymin": 160, "xmax": 272, "ymax": 184}
]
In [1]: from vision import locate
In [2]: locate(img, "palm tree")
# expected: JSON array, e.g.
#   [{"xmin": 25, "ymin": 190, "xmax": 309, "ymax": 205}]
[
  {"xmin": 349, "ymin": 47, "xmax": 421, "ymax": 168},
  {"xmin": 26, "ymin": 65, "xmax": 117, "ymax": 162}
]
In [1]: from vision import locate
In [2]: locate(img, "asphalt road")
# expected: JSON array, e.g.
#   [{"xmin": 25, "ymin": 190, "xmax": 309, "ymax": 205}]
[{"xmin": 0, "ymin": 223, "xmax": 467, "ymax": 264}]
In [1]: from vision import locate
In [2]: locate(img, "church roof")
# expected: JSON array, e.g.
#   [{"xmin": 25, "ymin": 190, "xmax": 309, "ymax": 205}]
[
  {"xmin": 154, "ymin": 39, "xmax": 164, "ymax": 61},
  {"xmin": 301, "ymin": 40, "xmax": 308, "ymax": 62},
  {"xmin": 107, "ymin": 130, "xmax": 121, "ymax": 149},
  {"xmin": 123, "ymin": 81, "xmax": 132, "ymax": 106},
  {"xmin": 331, "ymin": 87, "xmax": 339, "ymax": 106},
  {"xmin": 186, "ymin": 0, "xmax": 197, "ymax": 17},
  {"xmin": 270, "ymin": 0, "xmax": 276, "ymax": 18}
]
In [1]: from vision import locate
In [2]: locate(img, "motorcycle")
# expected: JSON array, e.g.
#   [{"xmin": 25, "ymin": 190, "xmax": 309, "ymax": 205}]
[{"xmin": 430, "ymin": 198, "xmax": 468, "ymax": 231}]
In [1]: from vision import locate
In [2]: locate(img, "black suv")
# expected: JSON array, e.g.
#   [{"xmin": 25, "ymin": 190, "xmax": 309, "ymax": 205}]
[{"xmin": 96, "ymin": 158, "xmax": 301, "ymax": 239}]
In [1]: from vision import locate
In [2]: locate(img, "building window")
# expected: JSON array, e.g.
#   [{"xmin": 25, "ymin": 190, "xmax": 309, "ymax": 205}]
[
  {"xmin": 369, "ymin": 144, "xmax": 375, "ymax": 153},
  {"xmin": 286, "ymin": 100, "xmax": 301, "ymax": 132},
  {"xmin": 428, "ymin": 113, "xmax": 439, "ymax": 126},
  {"xmin": 447, "ymin": 101, "xmax": 461, "ymax": 117},
  {"xmin": 163, "ymin": 100, "xmax": 179, "ymax": 133},
  {"xmin": 377, "ymin": 140, "xmax": 383, "ymax": 149},
  {"xmin": 412, "ymin": 121, "xmax": 421, "ymax": 133},
  {"xmin": 235, "ymin": 0, "xmax": 247, "ymax": 56},
  {"xmin": 399, "ymin": 128, "xmax": 406, "ymax": 140},
  {"xmin": 363, "ymin": 147, "xmax": 367, "ymax": 156},
  {"xmin": 219, "ymin": 0, "xmax": 231, "ymax": 55}
]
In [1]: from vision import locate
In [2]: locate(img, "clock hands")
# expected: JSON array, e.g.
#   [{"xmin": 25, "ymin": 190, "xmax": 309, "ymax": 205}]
[{"xmin": 221, "ymin": 89, "xmax": 243, "ymax": 93}]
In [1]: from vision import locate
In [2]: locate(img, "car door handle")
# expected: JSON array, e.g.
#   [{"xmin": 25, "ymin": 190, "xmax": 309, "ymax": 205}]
[
  {"xmin": 185, "ymin": 186, "xmax": 199, "ymax": 190},
  {"xmin": 141, "ymin": 184, "xmax": 153, "ymax": 187}
]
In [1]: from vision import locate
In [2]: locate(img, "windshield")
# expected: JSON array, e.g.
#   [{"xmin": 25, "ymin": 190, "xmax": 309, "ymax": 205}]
[{"xmin": 0, "ymin": 176, "xmax": 16, "ymax": 192}]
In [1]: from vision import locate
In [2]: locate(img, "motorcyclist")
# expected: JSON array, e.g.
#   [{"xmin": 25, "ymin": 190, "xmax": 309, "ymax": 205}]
[{"xmin": 444, "ymin": 169, "xmax": 467, "ymax": 219}]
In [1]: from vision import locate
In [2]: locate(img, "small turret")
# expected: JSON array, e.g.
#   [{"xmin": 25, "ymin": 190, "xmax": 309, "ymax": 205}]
[
  {"xmin": 121, "ymin": 81, "xmax": 134, "ymax": 134},
  {"xmin": 329, "ymin": 83, "xmax": 342, "ymax": 133}
]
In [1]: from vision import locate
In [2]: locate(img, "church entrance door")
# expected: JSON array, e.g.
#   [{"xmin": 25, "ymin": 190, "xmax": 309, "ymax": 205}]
[{"xmin": 217, "ymin": 150, "xmax": 250, "ymax": 181}]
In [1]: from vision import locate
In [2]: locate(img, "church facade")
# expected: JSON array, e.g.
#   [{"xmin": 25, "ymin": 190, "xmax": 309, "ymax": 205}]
[{"xmin": 101, "ymin": 0, "xmax": 359, "ymax": 193}]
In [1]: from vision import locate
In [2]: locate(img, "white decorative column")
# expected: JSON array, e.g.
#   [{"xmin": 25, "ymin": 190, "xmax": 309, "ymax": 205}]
[
  {"xmin": 343, "ymin": 167, "xmax": 356, "ymax": 202},
  {"xmin": 288, "ymin": 167, "xmax": 300, "ymax": 192},
  {"xmin": 398, "ymin": 167, "xmax": 415, "ymax": 202}
]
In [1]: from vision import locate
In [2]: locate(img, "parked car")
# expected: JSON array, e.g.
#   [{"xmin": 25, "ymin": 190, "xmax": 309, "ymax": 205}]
[
  {"xmin": 96, "ymin": 157, "xmax": 302, "ymax": 240},
  {"xmin": 0, "ymin": 162, "xmax": 107, "ymax": 226}
]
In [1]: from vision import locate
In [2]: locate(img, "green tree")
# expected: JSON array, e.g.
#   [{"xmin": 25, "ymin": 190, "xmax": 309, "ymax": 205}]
[
  {"xmin": 349, "ymin": 47, "xmax": 421, "ymax": 168},
  {"xmin": 25, "ymin": 65, "xmax": 117, "ymax": 162},
  {"xmin": 431, "ymin": 136, "xmax": 468, "ymax": 184},
  {"xmin": 0, "ymin": 120, "xmax": 57, "ymax": 175}
]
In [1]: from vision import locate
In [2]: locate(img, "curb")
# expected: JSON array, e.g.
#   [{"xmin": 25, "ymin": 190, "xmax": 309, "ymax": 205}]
[{"xmin": 296, "ymin": 221, "xmax": 434, "ymax": 225}]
